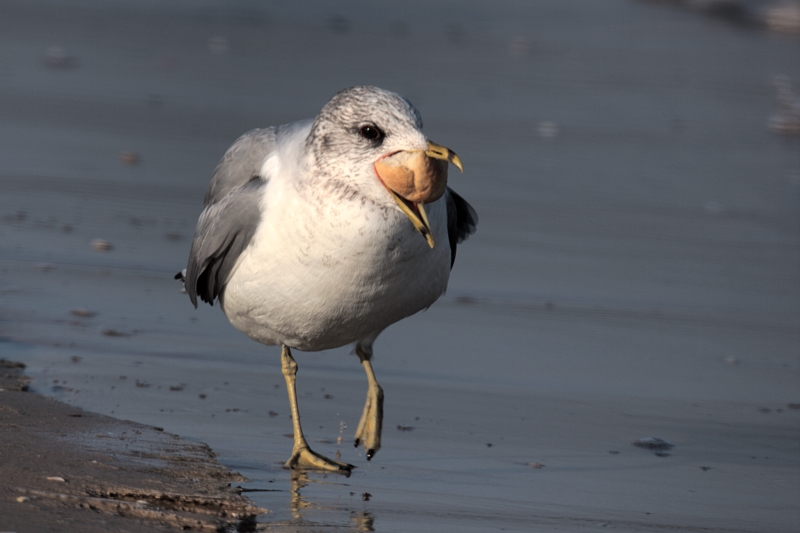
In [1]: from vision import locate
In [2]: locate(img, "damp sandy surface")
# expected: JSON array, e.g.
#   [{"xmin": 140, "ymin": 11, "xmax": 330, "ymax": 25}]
[
  {"xmin": 1, "ymin": 1, "xmax": 799, "ymax": 531},
  {"xmin": 0, "ymin": 361, "xmax": 264, "ymax": 533}
]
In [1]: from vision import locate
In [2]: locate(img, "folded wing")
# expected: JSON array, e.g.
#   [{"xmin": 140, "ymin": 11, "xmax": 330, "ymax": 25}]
[{"xmin": 182, "ymin": 128, "xmax": 278, "ymax": 306}]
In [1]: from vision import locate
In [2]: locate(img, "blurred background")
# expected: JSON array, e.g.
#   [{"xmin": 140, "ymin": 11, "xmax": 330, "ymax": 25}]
[{"xmin": 1, "ymin": 1, "xmax": 798, "ymax": 532}]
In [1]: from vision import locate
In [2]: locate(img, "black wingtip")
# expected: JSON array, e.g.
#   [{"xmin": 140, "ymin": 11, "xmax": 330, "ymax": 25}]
[{"xmin": 446, "ymin": 188, "xmax": 478, "ymax": 268}]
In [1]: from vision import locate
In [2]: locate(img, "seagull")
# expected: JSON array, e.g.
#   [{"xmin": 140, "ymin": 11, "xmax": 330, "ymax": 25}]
[{"xmin": 177, "ymin": 86, "xmax": 477, "ymax": 474}]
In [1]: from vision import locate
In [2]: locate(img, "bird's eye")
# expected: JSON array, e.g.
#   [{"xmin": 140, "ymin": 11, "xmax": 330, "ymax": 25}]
[{"xmin": 359, "ymin": 124, "xmax": 384, "ymax": 141}]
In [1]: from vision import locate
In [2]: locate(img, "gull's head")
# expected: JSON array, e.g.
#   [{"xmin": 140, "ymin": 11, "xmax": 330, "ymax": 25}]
[{"xmin": 307, "ymin": 86, "xmax": 462, "ymax": 248}]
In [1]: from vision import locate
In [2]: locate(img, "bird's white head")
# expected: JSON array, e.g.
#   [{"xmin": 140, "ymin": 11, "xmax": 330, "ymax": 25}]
[{"xmin": 306, "ymin": 86, "xmax": 462, "ymax": 248}]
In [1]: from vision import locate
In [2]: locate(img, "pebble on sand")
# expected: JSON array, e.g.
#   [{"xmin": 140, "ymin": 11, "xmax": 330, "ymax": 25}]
[
  {"xmin": 120, "ymin": 151, "xmax": 141, "ymax": 166},
  {"xmin": 70, "ymin": 308, "xmax": 97, "ymax": 318},
  {"xmin": 43, "ymin": 46, "xmax": 77, "ymax": 68},
  {"xmin": 632, "ymin": 437, "xmax": 675, "ymax": 450}
]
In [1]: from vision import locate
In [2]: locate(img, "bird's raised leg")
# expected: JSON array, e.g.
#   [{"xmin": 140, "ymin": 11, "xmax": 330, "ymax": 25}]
[
  {"xmin": 354, "ymin": 343, "xmax": 384, "ymax": 460},
  {"xmin": 281, "ymin": 345, "xmax": 353, "ymax": 474}
]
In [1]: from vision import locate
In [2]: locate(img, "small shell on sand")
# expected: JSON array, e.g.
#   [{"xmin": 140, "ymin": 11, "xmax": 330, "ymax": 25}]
[{"xmin": 91, "ymin": 239, "xmax": 114, "ymax": 251}]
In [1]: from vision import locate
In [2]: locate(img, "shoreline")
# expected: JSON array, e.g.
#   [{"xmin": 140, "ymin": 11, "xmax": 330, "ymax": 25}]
[{"xmin": 0, "ymin": 359, "xmax": 268, "ymax": 532}]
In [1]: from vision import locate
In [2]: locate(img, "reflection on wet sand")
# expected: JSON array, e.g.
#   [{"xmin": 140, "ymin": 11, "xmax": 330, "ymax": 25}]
[
  {"xmin": 289, "ymin": 471, "xmax": 312, "ymax": 520},
  {"xmin": 350, "ymin": 511, "xmax": 375, "ymax": 532},
  {"xmin": 276, "ymin": 471, "xmax": 375, "ymax": 532}
]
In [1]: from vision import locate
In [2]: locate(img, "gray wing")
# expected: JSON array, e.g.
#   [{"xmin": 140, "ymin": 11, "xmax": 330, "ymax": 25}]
[
  {"xmin": 185, "ymin": 178, "xmax": 265, "ymax": 307},
  {"xmin": 204, "ymin": 128, "xmax": 277, "ymax": 206},
  {"xmin": 446, "ymin": 187, "xmax": 478, "ymax": 269}
]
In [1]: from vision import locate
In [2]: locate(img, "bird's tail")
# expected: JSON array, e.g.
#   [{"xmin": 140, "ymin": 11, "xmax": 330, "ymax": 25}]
[{"xmin": 174, "ymin": 269, "xmax": 187, "ymax": 293}]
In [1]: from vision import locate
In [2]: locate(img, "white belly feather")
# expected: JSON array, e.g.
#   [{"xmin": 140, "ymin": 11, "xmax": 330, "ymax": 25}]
[{"xmin": 220, "ymin": 181, "xmax": 451, "ymax": 351}]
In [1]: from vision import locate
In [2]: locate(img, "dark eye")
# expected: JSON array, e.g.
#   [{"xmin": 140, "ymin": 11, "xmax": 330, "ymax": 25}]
[{"xmin": 359, "ymin": 124, "xmax": 384, "ymax": 141}]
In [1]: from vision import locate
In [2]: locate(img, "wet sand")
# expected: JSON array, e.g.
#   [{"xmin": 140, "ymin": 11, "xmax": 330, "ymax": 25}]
[
  {"xmin": 1, "ymin": 0, "xmax": 799, "ymax": 532},
  {"xmin": 0, "ymin": 360, "xmax": 265, "ymax": 532}
]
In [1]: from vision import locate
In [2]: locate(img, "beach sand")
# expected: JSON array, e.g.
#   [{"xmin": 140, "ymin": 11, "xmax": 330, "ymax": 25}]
[
  {"xmin": 0, "ymin": 360, "xmax": 265, "ymax": 532},
  {"xmin": 1, "ymin": 0, "xmax": 798, "ymax": 531}
]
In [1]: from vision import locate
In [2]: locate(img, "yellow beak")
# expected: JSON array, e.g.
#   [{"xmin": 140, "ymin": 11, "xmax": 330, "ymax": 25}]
[{"xmin": 425, "ymin": 141, "xmax": 463, "ymax": 173}]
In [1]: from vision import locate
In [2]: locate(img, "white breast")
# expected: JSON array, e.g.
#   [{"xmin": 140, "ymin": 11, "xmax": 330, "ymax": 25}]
[{"xmin": 219, "ymin": 176, "xmax": 451, "ymax": 351}]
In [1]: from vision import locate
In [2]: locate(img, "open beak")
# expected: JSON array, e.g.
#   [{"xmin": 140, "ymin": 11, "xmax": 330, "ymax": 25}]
[{"xmin": 374, "ymin": 141, "xmax": 463, "ymax": 248}]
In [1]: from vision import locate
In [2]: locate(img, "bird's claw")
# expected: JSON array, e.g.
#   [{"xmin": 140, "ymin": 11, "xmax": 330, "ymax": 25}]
[{"xmin": 353, "ymin": 439, "xmax": 376, "ymax": 461}]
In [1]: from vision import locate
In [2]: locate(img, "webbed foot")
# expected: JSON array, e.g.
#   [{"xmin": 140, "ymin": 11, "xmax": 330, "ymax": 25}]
[
  {"xmin": 285, "ymin": 445, "xmax": 353, "ymax": 475},
  {"xmin": 354, "ymin": 373, "xmax": 383, "ymax": 460}
]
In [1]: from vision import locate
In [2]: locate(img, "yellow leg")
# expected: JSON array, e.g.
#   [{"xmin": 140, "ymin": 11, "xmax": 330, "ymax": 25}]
[
  {"xmin": 281, "ymin": 345, "xmax": 353, "ymax": 474},
  {"xmin": 353, "ymin": 345, "xmax": 384, "ymax": 460}
]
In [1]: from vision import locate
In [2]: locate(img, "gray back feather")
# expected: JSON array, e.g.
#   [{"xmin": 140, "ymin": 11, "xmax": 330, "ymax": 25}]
[{"xmin": 204, "ymin": 128, "xmax": 277, "ymax": 206}]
